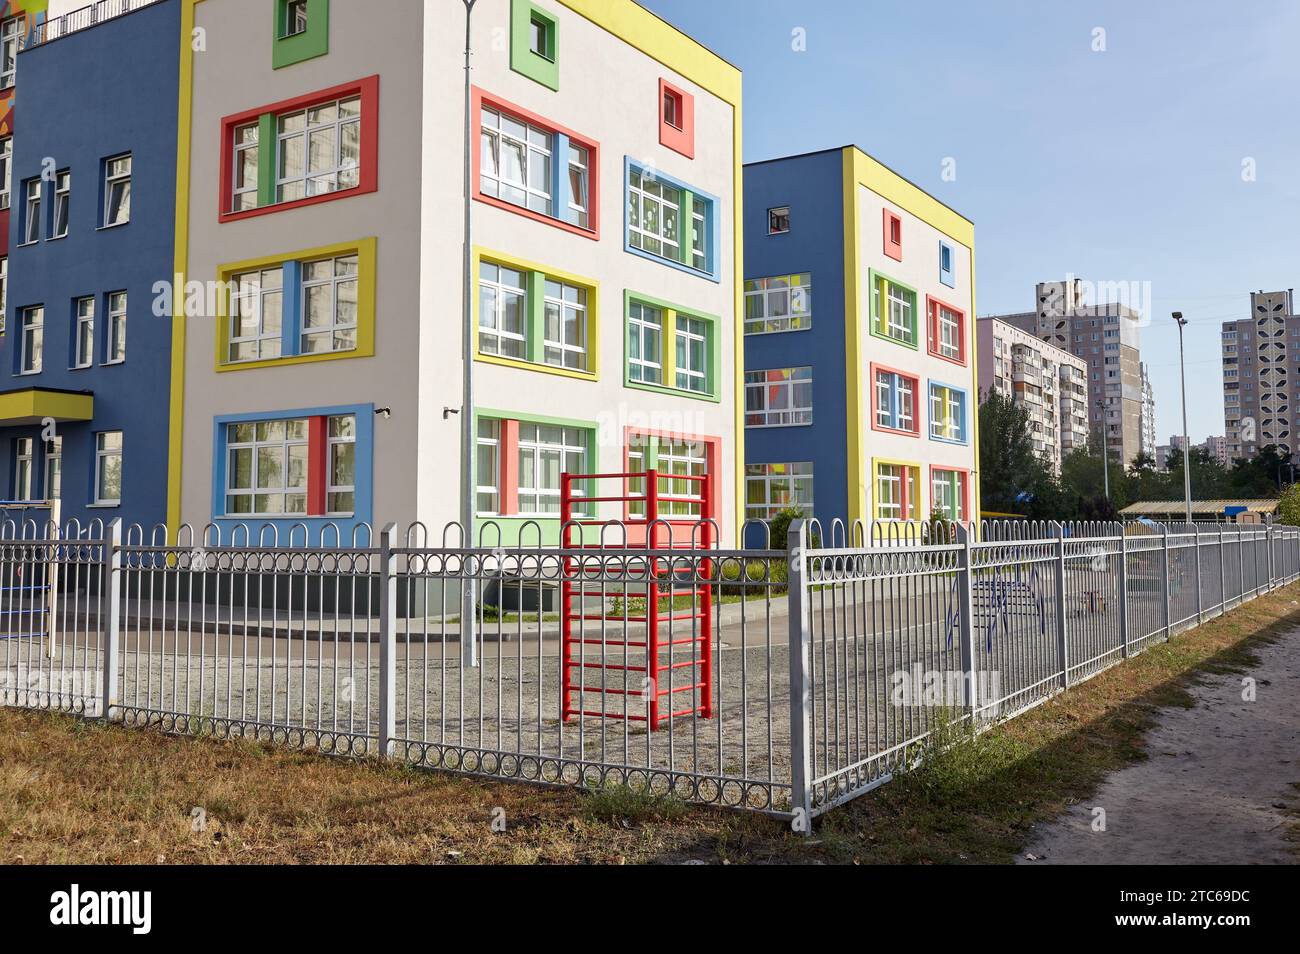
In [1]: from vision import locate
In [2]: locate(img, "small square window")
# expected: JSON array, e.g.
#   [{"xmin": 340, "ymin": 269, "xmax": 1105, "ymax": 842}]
[
  {"xmin": 768, "ymin": 206, "xmax": 790, "ymax": 235},
  {"xmin": 657, "ymin": 79, "xmax": 694, "ymax": 158},
  {"xmin": 511, "ymin": 1, "xmax": 559, "ymax": 89},
  {"xmin": 939, "ymin": 239, "xmax": 955, "ymax": 287},
  {"xmin": 530, "ymin": 14, "xmax": 552, "ymax": 59},
  {"xmin": 285, "ymin": 0, "xmax": 308, "ymax": 37},
  {"xmin": 883, "ymin": 210, "xmax": 902, "ymax": 261},
  {"xmin": 663, "ymin": 88, "xmax": 682, "ymax": 130}
]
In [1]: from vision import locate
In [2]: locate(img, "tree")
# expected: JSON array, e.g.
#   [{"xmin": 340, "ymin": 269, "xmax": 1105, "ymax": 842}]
[
  {"xmin": 977, "ymin": 392, "xmax": 1061, "ymax": 518},
  {"xmin": 1279, "ymin": 483, "xmax": 1300, "ymax": 527}
]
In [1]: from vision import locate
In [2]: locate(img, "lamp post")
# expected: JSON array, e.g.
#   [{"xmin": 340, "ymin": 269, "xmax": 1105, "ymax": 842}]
[
  {"xmin": 460, "ymin": 0, "xmax": 479, "ymax": 667},
  {"xmin": 1173, "ymin": 311, "xmax": 1192, "ymax": 525},
  {"xmin": 1096, "ymin": 398, "xmax": 1110, "ymax": 502}
]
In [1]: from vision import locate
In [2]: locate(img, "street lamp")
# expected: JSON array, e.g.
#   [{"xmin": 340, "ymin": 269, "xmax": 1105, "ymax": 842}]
[
  {"xmin": 1173, "ymin": 311, "xmax": 1192, "ymax": 525},
  {"xmin": 460, "ymin": 0, "xmax": 479, "ymax": 667},
  {"xmin": 1095, "ymin": 398, "xmax": 1110, "ymax": 502}
]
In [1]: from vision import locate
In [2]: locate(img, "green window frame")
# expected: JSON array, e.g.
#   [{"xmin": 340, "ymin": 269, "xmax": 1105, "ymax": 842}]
[
  {"xmin": 869, "ymin": 268, "xmax": 919, "ymax": 350},
  {"xmin": 510, "ymin": 0, "xmax": 559, "ymax": 91},
  {"xmin": 273, "ymin": 0, "xmax": 329, "ymax": 70},
  {"xmin": 623, "ymin": 290, "xmax": 720, "ymax": 402}
]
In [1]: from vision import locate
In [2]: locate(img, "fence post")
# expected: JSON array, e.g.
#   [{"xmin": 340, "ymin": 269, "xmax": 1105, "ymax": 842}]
[
  {"xmin": 1117, "ymin": 521, "xmax": 1129, "ymax": 659},
  {"xmin": 1218, "ymin": 526, "xmax": 1227, "ymax": 614},
  {"xmin": 1161, "ymin": 523, "xmax": 1171, "ymax": 639},
  {"xmin": 786, "ymin": 519, "xmax": 814, "ymax": 833},
  {"xmin": 377, "ymin": 522, "xmax": 397, "ymax": 760},
  {"xmin": 1050, "ymin": 521, "xmax": 1068, "ymax": 689},
  {"xmin": 1238, "ymin": 527, "xmax": 1246, "ymax": 602},
  {"xmin": 1266, "ymin": 519, "xmax": 1276, "ymax": 590},
  {"xmin": 1192, "ymin": 524, "xmax": 1203, "ymax": 624},
  {"xmin": 100, "ymin": 518, "xmax": 122, "ymax": 722},
  {"xmin": 955, "ymin": 522, "xmax": 978, "ymax": 716}
]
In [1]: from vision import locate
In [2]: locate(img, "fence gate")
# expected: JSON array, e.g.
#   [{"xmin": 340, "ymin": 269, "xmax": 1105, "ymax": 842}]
[
  {"xmin": 0, "ymin": 502, "xmax": 60, "ymax": 655},
  {"xmin": 559, "ymin": 469, "xmax": 714, "ymax": 730}
]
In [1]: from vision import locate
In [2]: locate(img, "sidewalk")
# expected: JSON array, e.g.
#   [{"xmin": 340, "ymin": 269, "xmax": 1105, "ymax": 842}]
[{"xmin": 1018, "ymin": 624, "xmax": 1300, "ymax": 865}]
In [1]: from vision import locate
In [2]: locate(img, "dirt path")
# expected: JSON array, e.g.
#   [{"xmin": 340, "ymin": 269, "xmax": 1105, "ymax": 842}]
[{"xmin": 1019, "ymin": 626, "xmax": 1300, "ymax": 865}]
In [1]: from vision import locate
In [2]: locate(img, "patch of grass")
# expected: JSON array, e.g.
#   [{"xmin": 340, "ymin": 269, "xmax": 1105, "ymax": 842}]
[{"xmin": 582, "ymin": 782, "xmax": 687, "ymax": 824}]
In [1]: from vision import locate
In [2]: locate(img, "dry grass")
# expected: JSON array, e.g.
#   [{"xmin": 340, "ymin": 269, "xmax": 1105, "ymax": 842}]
[{"xmin": 3, "ymin": 585, "xmax": 1299, "ymax": 864}]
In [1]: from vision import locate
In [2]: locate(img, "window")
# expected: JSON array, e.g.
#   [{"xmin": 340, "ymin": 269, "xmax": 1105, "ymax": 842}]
[
  {"xmin": 657, "ymin": 79, "xmax": 694, "ymax": 158},
  {"xmin": 625, "ymin": 162, "xmax": 715, "ymax": 277},
  {"xmin": 229, "ymin": 267, "xmax": 283, "ymax": 362},
  {"xmin": 768, "ymin": 206, "xmax": 790, "ymax": 235},
  {"xmin": 883, "ymin": 209, "xmax": 902, "ymax": 261},
  {"xmin": 19, "ymin": 306, "xmax": 42, "ymax": 373},
  {"xmin": 744, "ymin": 273, "xmax": 811, "ymax": 334},
  {"xmin": 102, "ymin": 291, "xmax": 127, "ymax": 363},
  {"xmin": 928, "ymin": 383, "xmax": 968, "ymax": 442},
  {"xmin": 927, "ymin": 297, "xmax": 965, "ymax": 363},
  {"xmin": 277, "ymin": 96, "xmax": 361, "ymax": 203},
  {"xmin": 94, "ymin": 432, "xmax": 124, "ymax": 506},
  {"xmin": 871, "ymin": 271, "xmax": 917, "ymax": 348},
  {"xmin": 872, "ymin": 366, "xmax": 918, "ymax": 434},
  {"xmin": 225, "ymin": 418, "xmax": 309, "ymax": 516},
  {"xmin": 0, "ymin": 16, "xmax": 21, "ymax": 91},
  {"xmin": 74, "ymin": 297, "xmax": 95, "ymax": 368},
  {"xmin": 939, "ymin": 239, "xmax": 955, "ymax": 287},
  {"xmin": 44, "ymin": 437, "xmax": 62, "ymax": 501},
  {"xmin": 326, "ymin": 415, "xmax": 355, "ymax": 514},
  {"xmin": 103, "ymin": 155, "xmax": 131, "ymax": 227},
  {"xmin": 476, "ymin": 419, "xmax": 500, "ymax": 516},
  {"xmin": 510, "ymin": 0, "xmax": 559, "ymax": 90},
  {"xmin": 745, "ymin": 367, "xmax": 813, "ymax": 427},
  {"xmin": 628, "ymin": 301, "xmax": 663, "ymax": 385},
  {"xmin": 284, "ymin": 0, "xmax": 308, "ymax": 36},
  {"xmin": 50, "ymin": 171, "xmax": 70, "ymax": 239},
  {"xmin": 745, "ymin": 462, "xmax": 813, "ymax": 521},
  {"xmin": 0, "ymin": 257, "xmax": 6, "ymax": 336},
  {"xmin": 931, "ymin": 468, "xmax": 968, "ymax": 522},
  {"xmin": 13, "ymin": 438, "xmax": 33, "ymax": 501},
  {"xmin": 480, "ymin": 105, "xmax": 555, "ymax": 218},
  {"xmin": 542, "ymin": 278, "xmax": 587, "ymax": 371},
  {"xmin": 875, "ymin": 462, "xmax": 919, "ymax": 521},
  {"xmin": 566, "ymin": 143, "xmax": 589, "ymax": 229},
  {"xmin": 231, "ymin": 123, "xmax": 260, "ymax": 212},
  {"xmin": 0, "ymin": 136, "xmax": 10, "ymax": 210},
  {"xmin": 22, "ymin": 178, "xmax": 40, "ymax": 244},
  {"xmin": 477, "ymin": 262, "xmax": 527, "ymax": 359},
  {"xmin": 517, "ymin": 423, "xmax": 587, "ymax": 515},
  {"xmin": 675, "ymin": 315, "xmax": 707, "ymax": 393},
  {"xmin": 654, "ymin": 438, "xmax": 706, "ymax": 517},
  {"xmin": 301, "ymin": 254, "xmax": 358, "ymax": 354}
]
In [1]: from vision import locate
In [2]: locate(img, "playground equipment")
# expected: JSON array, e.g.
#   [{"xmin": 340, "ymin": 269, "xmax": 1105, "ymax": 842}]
[{"xmin": 558, "ymin": 469, "xmax": 714, "ymax": 731}]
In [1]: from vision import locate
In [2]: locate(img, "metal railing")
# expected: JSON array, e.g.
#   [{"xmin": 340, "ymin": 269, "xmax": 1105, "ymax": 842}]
[
  {"xmin": 20, "ymin": 0, "xmax": 164, "ymax": 50},
  {"xmin": 2, "ymin": 515, "xmax": 1297, "ymax": 828}
]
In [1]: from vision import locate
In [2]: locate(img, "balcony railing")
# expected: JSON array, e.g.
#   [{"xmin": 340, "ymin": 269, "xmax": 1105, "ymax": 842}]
[{"xmin": 21, "ymin": 0, "xmax": 163, "ymax": 49}]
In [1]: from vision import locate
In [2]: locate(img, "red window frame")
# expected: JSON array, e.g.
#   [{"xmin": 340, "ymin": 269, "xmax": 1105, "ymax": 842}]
[
  {"xmin": 869, "ymin": 361, "xmax": 921, "ymax": 437},
  {"xmin": 928, "ymin": 465, "xmax": 971, "ymax": 522},
  {"xmin": 882, "ymin": 208, "xmax": 903, "ymax": 261},
  {"xmin": 472, "ymin": 86, "xmax": 601, "ymax": 241},
  {"xmin": 217, "ymin": 75, "xmax": 380, "ymax": 224},
  {"xmin": 657, "ymin": 78, "xmax": 694, "ymax": 159},
  {"xmin": 926, "ymin": 294, "xmax": 967, "ymax": 366}
]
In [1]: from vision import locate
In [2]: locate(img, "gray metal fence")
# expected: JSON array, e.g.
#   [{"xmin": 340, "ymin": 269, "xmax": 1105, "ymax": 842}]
[{"xmin": 2, "ymin": 515, "xmax": 1297, "ymax": 828}]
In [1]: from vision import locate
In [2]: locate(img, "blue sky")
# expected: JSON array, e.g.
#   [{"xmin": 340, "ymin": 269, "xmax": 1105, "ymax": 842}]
[{"xmin": 641, "ymin": 0, "xmax": 1300, "ymax": 444}]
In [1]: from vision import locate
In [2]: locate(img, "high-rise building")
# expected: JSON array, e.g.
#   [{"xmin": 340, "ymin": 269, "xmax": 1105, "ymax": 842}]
[
  {"xmin": 988, "ymin": 277, "xmax": 1147, "ymax": 467},
  {"xmin": 975, "ymin": 317, "xmax": 1087, "ymax": 474},
  {"xmin": 1140, "ymin": 362, "xmax": 1157, "ymax": 460},
  {"xmin": 1221, "ymin": 289, "xmax": 1297, "ymax": 463},
  {"xmin": 1201, "ymin": 434, "xmax": 1229, "ymax": 466}
]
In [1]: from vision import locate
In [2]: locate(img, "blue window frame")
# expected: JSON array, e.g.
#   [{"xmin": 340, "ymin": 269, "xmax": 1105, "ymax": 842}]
[
  {"xmin": 623, "ymin": 157, "xmax": 719, "ymax": 282},
  {"xmin": 928, "ymin": 380, "xmax": 968, "ymax": 443},
  {"xmin": 939, "ymin": 239, "xmax": 955, "ymax": 288}
]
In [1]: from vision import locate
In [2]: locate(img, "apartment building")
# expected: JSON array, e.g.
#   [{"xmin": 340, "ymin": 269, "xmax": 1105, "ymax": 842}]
[
  {"xmin": 1202, "ymin": 434, "xmax": 1229, "ymax": 467},
  {"xmin": 0, "ymin": 0, "xmax": 180, "ymax": 527},
  {"xmin": 1140, "ymin": 362, "xmax": 1156, "ymax": 459},
  {"xmin": 1221, "ymin": 289, "xmax": 1297, "ymax": 463},
  {"xmin": 171, "ymin": 0, "xmax": 742, "ymax": 543},
  {"xmin": 990, "ymin": 278, "xmax": 1146, "ymax": 467},
  {"xmin": 975, "ymin": 317, "xmax": 1087, "ymax": 474},
  {"xmin": 743, "ymin": 146, "xmax": 977, "ymax": 529}
]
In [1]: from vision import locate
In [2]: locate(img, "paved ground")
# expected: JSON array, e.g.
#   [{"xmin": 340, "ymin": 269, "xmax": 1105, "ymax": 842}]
[{"xmin": 1019, "ymin": 624, "xmax": 1300, "ymax": 865}]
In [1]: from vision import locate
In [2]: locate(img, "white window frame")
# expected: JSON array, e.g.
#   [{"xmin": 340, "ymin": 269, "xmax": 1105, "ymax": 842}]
[
  {"xmin": 224, "ymin": 419, "xmax": 309, "ymax": 516},
  {"xmin": 475, "ymin": 419, "xmax": 501, "ymax": 516},
  {"xmin": 44, "ymin": 436, "xmax": 62, "ymax": 502},
  {"xmin": 276, "ymin": 96, "xmax": 362, "ymax": 203},
  {"xmin": 106, "ymin": 291, "xmax": 127, "ymax": 363},
  {"xmin": 627, "ymin": 166, "xmax": 681, "ymax": 261},
  {"xmin": 326, "ymin": 415, "xmax": 356, "ymax": 516},
  {"xmin": 94, "ymin": 431, "xmax": 124, "ymax": 507},
  {"xmin": 300, "ymin": 253, "xmax": 359, "ymax": 355},
  {"xmin": 542, "ymin": 278, "xmax": 587, "ymax": 371},
  {"xmin": 479, "ymin": 105, "xmax": 552, "ymax": 216},
  {"xmin": 884, "ymin": 281, "xmax": 913, "ymax": 343},
  {"xmin": 744, "ymin": 461, "xmax": 813, "ymax": 521},
  {"xmin": 22, "ymin": 178, "xmax": 39, "ymax": 244},
  {"xmin": 0, "ymin": 256, "xmax": 7, "ymax": 336},
  {"xmin": 74, "ymin": 296, "xmax": 95, "ymax": 368},
  {"xmin": 655, "ymin": 438, "xmax": 706, "ymax": 517},
  {"xmin": 674, "ymin": 315, "xmax": 708, "ymax": 393},
  {"xmin": 229, "ymin": 267, "xmax": 283, "ymax": 362},
  {"xmin": 745, "ymin": 367, "xmax": 813, "ymax": 427},
  {"xmin": 929, "ymin": 384, "xmax": 966, "ymax": 442},
  {"xmin": 19, "ymin": 305, "xmax": 42, "ymax": 374},
  {"xmin": 767, "ymin": 206, "xmax": 790, "ymax": 235},
  {"xmin": 744, "ymin": 273, "xmax": 811, "ymax": 334},
  {"xmin": 284, "ymin": 0, "xmax": 308, "ymax": 37},
  {"xmin": 874, "ymin": 369, "xmax": 916, "ymax": 432},
  {"xmin": 52, "ymin": 170, "xmax": 69, "ymax": 238},
  {"xmin": 931, "ymin": 469, "xmax": 966, "ymax": 521},
  {"xmin": 935, "ymin": 303, "xmax": 961, "ymax": 361},
  {"xmin": 627, "ymin": 301, "xmax": 663, "ymax": 385},
  {"xmin": 13, "ymin": 437, "xmax": 33, "ymax": 501},
  {"xmin": 517, "ymin": 423, "xmax": 586, "ymax": 516},
  {"xmin": 103, "ymin": 154, "xmax": 131, "ymax": 227},
  {"xmin": 231, "ymin": 122, "xmax": 259, "ymax": 212},
  {"xmin": 477, "ymin": 261, "xmax": 527, "ymax": 359},
  {"xmin": 0, "ymin": 15, "xmax": 21, "ymax": 91},
  {"xmin": 0, "ymin": 136, "xmax": 11, "ymax": 211},
  {"xmin": 566, "ymin": 142, "xmax": 588, "ymax": 228}
]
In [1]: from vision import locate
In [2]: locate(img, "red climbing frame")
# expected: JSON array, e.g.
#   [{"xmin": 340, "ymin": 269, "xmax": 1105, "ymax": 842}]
[{"xmin": 559, "ymin": 469, "xmax": 713, "ymax": 731}]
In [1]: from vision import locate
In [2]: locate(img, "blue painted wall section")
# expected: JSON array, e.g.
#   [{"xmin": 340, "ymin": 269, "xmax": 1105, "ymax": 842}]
[{"xmin": 0, "ymin": 0, "xmax": 180, "ymax": 529}]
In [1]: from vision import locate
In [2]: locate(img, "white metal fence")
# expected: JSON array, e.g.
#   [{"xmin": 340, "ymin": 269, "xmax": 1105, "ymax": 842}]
[{"xmin": 2, "ymin": 516, "xmax": 1297, "ymax": 826}]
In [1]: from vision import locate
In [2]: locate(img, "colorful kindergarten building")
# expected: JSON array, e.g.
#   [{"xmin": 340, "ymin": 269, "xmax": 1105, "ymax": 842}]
[{"xmin": 743, "ymin": 146, "xmax": 978, "ymax": 530}]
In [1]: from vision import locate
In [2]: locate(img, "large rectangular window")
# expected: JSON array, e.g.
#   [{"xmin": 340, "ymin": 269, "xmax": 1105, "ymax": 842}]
[
  {"xmin": 517, "ymin": 423, "xmax": 588, "ymax": 516},
  {"xmin": 95, "ymin": 432, "xmax": 123, "ymax": 506},
  {"xmin": 476, "ymin": 254, "xmax": 595, "ymax": 376},
  {"xmin": 480, "ymin": 104, "xmax": 552, "ymax": 216},
  {"xmin": 745, "ymin": 367, "xmax": 813, "ymax": 427},
  {"xmin": 225, "ymin": 418, "xmax": 309, "ymax": 516},
  {"xmin": 542, "ymin": 278, "xmax": 587, "ymax": 370},
  {"xmin": 625, "ymin": 161, "xmax": 716, "ymax": 278},
  {"xmin": 103, "ymin": 155, "xmax": 131, "ymax": 227},
  {"xmin": 874, "ymin": 462, "xmax": 919, "ymax": 521},
  {"xmin": 106, "ymin": 291, "xmax": 127, "ymax": 363},
  {"xmin": 872, "ymin": 365, "xmax": 918, "ymax": 435},
  {"xmin": 928, "ymin": 382, "xmax": 968, "ymax": 443},
  {"xmin": 927, "ymin": 296, "xmax": 965, "ymax": 364},
  {"xmin": 229, "ymin": 267, "xmax": 283, "ymax": 361},
  {"xmin": 0, "ymin": 16, "xmax": 21, "ymax": 91},
  {"xmin": 19, "ymin": 305, "xmax": 42, "ymax": 373},
  {"xmin": 930, "ymin": 468, "xmax": 968, "ymax": 522},
  {"xmin": 74, "ymin": 297, "xmax": 95, "ymax": 368},
  {"xmin": 745, "ymin": 462, "xmax": 814, "ymax": 521},
  {"xmin": 627, "ymin": 301, "xmax": 663, "ymax": 385},
  {"xmin": 301, "ymin": 253, "xmax": 358, "ymax": 354},
  {"xmin": 870, "ymin": 271, "xmax": 917, "ymax": 348},
  {"xmin": 478, "ymin": 262, "xmax": 527, "ymax": 359},
  {"xmin": 744, "ymin": 273, "xmax": 811, "ymax": 334},
  {"xmin": 277, "ymin": 95, "xmax": 360, "ymax": 203},
  {"xmin": 626, "ymin": 432, "xmax": 713, "ymax": 520},
  {"xmin": 625, "ymin": 293, "xmax": 717, "ymax": 400}
]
